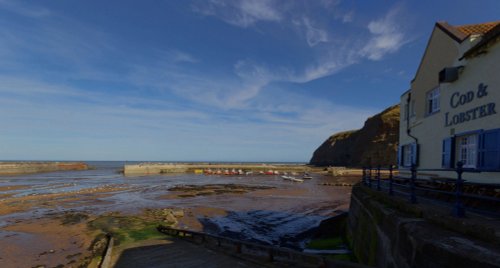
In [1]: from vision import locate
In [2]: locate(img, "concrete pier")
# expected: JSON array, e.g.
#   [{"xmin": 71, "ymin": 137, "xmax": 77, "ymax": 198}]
[
  {"xmin": 0, "ymin": 162, "xmax": 88, "ymax": 175},
  {"xmin": 123, "ymin": 163, "xmax": 310, "ymax": 175}
]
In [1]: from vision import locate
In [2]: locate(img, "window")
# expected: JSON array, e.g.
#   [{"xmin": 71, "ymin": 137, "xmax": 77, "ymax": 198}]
[
  {"xmin": 457, "ymin": 134, "xmax": 477, "ymax": 168},
  {"xmin": 478, "ymin": 128, "xmax": 500, "ymax": 170},
  {"xmin": 399, "ymin": 143, "xmax": 418, "ymax": 167},
  {"xmin": 403, "ymin": 100, "xmax": 415, "ymax": 120},
  {"xmin": 403, "ymin": 145, "xmax": 412, "ymax": 167},
  {"xmin": 426, "ymin": 87, "xmax": 440, "ymax": 115},
  {"xmin": 443, "ymin": 129, "xmax": 500, "ymax": 170},
  {"xmin": 442, "ymin": 137, "xmax": 455, "ymax": 168}
]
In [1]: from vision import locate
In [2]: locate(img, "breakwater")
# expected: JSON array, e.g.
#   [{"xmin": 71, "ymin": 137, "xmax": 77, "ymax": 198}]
[
  {"xmin": 0, "ymin": 162, "xmax": 88, "ymax": 175},
  {"xmin": 123, "ymin": 163, "xmax": 310, "ymax": 175}
]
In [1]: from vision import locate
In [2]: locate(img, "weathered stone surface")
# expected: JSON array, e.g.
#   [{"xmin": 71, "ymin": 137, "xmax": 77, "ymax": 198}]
[
  {"xmin": 347, "ymin": 185, "xmax": 500, "ymax": 268},
  {"xmin": 0, "ymin": 162, "xmax": 88, "ymax": 175},
  {"xmin": 309, "ymin": 105, "xmax": 399, "ymax": 167}
]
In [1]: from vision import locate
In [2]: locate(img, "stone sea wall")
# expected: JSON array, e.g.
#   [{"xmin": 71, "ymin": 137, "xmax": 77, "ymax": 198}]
[
  {"xmin": 347, "ymin": 184, "xmax": 500, "ymax": 267},
  {"xmin": 124, "ymin": 163, "xmax": 310, "ymax": 175},
  {"xmin": 0, "ymin": 162, "xmax": 88, "ymax": 175}
]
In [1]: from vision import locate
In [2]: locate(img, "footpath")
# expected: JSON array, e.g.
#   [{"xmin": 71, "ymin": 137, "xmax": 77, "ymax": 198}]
[{"xmin": 112, "ymin": 238, "xmax": 261, "ymax": 268}]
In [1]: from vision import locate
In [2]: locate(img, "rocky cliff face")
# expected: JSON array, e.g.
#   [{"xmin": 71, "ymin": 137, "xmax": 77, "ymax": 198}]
[{"xmin": 309, "ymin": 105, "xmax": 399, "ymax": 167}]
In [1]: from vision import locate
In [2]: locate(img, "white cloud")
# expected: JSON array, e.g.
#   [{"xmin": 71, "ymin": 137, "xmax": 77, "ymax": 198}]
[
  {"xmin": 193, "ymin": 0, "xmax": 282, "ymax": 28},
  {"xmin": 360, "ymin": 6, "xmax": 407, "ymax": 61},
  {"xmin": 0, "ymin": 0, "xmax": 51, "ymax": 18},
  {"xmin": 165, "ymin": 50, "xmax": 198, "ymax": 63},
  {"xmin": 303, "ymin": 17, "xmax": 329, "ymax": 47},
  {"xmin": 342, "ymin": 11, "xmax": 354, "ymax": 23},
  {"xmin": 0, "ymin": 1, "xmax": 410, "ymax": 161}
]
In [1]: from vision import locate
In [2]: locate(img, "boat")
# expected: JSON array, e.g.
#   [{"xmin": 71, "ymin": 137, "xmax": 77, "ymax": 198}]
[
  {"xmin": 302, "ymin": 172, "xmax": 313, "ymax": 179},
  {"xmin": 265, "ymin": 170, "xmax": 274, "ymax": 175},
  {"xmin": 282, "ymin": 176, "xmax": 304, "ymax": 183}
]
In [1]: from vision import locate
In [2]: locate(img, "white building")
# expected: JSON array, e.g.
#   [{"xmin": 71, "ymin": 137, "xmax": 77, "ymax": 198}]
[{"xmin": 398, "ymin": 21, "xmax": 500, "ymax": 184}]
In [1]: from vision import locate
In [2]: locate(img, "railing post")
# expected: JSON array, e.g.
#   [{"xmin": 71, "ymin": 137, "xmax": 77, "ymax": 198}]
[
  {"xmin": 362, "ymin": 167, "xmax": 366, "ymax": 185},
  {"xmin": 409, "ymin": 164, "xmax": 417, "ymax": 203},
  {"xmin": 368, "ymin": 166, "xmax": 372, "ymax": 188},
  {"xmin": 389, "ymin": 165, "xmax": 394, "ymax": 196},
  {"xmin": 453, "ymin": 161, "xmax": 465, "ymax": 217},
  {"xmin": 376, "ymin": 165, "xmax": 381, "ymax": 191}
]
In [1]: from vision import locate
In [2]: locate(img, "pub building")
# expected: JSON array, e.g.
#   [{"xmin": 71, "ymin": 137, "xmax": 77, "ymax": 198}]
[{"xmin": 398, "ymin": 20, "xmax": 500, "ymax": 184}]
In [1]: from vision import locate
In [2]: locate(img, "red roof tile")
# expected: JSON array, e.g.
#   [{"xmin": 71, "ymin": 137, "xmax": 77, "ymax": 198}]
[
  {"xmin": 456, "ymin": 21, "xmax": 500, "ymax": 36},
  {"xmin": 436, "ymin": 21, "xmax": 500, "ymax": 43}
]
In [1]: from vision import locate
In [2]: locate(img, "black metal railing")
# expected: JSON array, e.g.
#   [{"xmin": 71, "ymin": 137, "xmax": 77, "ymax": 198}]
[
  {"xmin": 156, "ymin": 226, "xmax": 367, "ymax": 268},
  {"xmin": 361, "ymin": 162, "xmax": 500, "ymax": 218}
]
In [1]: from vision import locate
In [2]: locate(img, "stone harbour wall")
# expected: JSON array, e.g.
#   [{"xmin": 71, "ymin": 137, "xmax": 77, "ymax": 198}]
[
  {"xmin": 123, "ymin": 163, "xmax": 310, "ymax": 175},
  {"xmin": 0, "ymin": 162, "xmax": 88, "ymax": 175}
]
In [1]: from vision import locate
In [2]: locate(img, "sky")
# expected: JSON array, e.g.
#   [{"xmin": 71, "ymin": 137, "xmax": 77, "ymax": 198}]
[{"xmin": 0, "ymin": 0, "xmax": 499, "ymax": 162}]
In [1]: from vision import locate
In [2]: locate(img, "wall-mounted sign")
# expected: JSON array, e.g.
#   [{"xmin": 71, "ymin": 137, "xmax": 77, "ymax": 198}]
[{"xmin": 444, "ymin": 83, "xmax": 496, "ymax": 127}]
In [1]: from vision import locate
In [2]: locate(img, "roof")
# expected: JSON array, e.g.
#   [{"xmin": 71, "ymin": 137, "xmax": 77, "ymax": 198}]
[
  {"xmin": 456, "ymin": 22, "xmax": 500, "ymax": 36},
  {"xmin": 410, "ymin": 21, "xmax": 500, "ymax": 83},
  {"xmin": 462, "ymin": 23, "xmax": 500, "ymax": 59},
  {"xmin": 436, "ymin": 21, "xmax": 500, "ymax": 43}
]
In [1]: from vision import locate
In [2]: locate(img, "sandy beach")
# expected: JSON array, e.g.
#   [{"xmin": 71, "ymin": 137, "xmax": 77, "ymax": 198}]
[{"xmin": 0, "ymin": 162, "xmax": 358, "ymax": 267}]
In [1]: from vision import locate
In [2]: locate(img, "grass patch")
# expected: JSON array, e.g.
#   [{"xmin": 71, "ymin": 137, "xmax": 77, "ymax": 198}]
[
  {"xmin": 308, "ymin": 237, "xmax": 358, "ymax": 263},
  {"xmin": 306, "ymin": 237, "xmax": 344, "ymax": 250},
  {"xmin": 88, "ymin": 216, "xmax": 165, "ymax": 246},
  {"xmin": 60, "ymin": 212, "xmax": 89, "ymax": 225},
  {"xmin": 128, "ymin": 224, "xmax": 165, "ymax": 241}
]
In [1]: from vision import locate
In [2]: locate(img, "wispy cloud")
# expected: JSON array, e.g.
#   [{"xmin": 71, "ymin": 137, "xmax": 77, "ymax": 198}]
[
  {"xmin": 360, "ymin": 6, "xmax": 408, "ymax": 60},
  {"xmin": 192, "ymin": 2, "xmax": 409, "ymax": 84},
  {"xmin": 302, "ymin": 17, "xmax": 329, "ymax": 47},
  {"xmin": 0, "ymin": 0, "xmax": 51, "ymax": 18},
  {"xmin": 341, "ymin": 10, "xmax": 354, "ymax": 23},
  {"xmin": 0, "ymin": 1, "xmax": 409, "ymax": 161},
  {"xmin": 192, "ymin": 0, "xmax": 282, "ymax": 27},
  {"xmin": 161, "ymin": 49, "xmax": 199, "ymax": 64}
]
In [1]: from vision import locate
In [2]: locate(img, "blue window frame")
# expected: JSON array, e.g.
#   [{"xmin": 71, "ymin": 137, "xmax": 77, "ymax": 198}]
[
  {"xmin": 442, "ymin": 128, "xmax": 500, "ymax": 171},
  {"xmin": 399, "ymin": 142, "xmax": 418, "ymax": 168},
  {"xmin": 478, "ymin": 128, "xmax": 500, "ymax": 171},
  {"xmin": 442, "ymin": 137, "xmax": 455, "ymax": 168}
]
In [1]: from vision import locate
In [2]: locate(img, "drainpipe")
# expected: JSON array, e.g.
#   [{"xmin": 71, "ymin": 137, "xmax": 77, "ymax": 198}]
[{"xmin": 406, "ymin": 92, "xmax": 419, "ymax": 167}]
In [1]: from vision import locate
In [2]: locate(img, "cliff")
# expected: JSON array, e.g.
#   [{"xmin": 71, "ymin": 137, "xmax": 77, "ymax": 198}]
[
  {"xmin": 309, "ymin": 104, "xmax": 399, "ymax": 167},
  {"xmin": 0, "ymin": 162, "xmax": 88, "ymax": 175}
]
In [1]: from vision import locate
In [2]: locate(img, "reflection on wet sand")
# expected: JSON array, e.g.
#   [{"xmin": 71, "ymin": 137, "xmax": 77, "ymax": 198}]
[{"xmin": 0, "ymin": 163, "xmax": 358, "ymax": 267}]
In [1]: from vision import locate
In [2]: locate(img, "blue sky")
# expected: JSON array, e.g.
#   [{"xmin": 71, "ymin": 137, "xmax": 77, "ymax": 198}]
[{"xmin": 0, "ymin": 0, "xmax": 498, "ymax": 162}]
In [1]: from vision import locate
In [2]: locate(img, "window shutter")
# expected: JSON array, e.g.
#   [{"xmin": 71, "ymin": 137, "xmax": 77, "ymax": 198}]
[
  {"xmin": 441, "ymin": 138, "xmax": 455, "ymax": 168},
  {"xmin": 478, "ymin": 129, "xmax": 500, "ymax": 170},
  {"xmin": 410, "ymin": 143, "xmax": 418, "ymax": 166},
  {"xmin": 397, "ymin": 145, "xmax": 402, "ymax": 167}
]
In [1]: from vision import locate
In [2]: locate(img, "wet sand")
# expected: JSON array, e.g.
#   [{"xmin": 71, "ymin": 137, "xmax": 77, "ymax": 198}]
[{"xmin": 0, "ymin": 164, "xmax": 358, "ymax": 267}]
